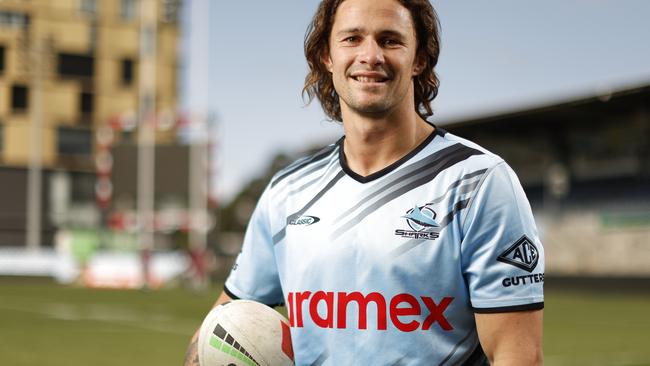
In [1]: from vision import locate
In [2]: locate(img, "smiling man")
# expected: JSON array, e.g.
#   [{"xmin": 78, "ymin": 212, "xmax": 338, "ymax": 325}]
[{"xmin": 185, "ymin": 0, "xmax": 544, "ymax": 365}]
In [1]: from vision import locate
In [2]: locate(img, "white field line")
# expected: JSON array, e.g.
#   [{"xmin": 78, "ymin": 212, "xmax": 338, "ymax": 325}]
[{"xmin": 0, "ymin": 303, "xmax": 194, "ymax": 337}]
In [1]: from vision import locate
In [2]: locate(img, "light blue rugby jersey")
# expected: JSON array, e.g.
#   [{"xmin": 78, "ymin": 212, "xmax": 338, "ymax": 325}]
[{"xmin": 225, "ymin": 127, "xmax": 544, "ymax": 366}]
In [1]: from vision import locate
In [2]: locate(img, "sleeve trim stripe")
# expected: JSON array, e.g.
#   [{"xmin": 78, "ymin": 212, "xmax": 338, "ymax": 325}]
[
  {"xmin": 223, "ymin": 285, "xmax": 241, "ymax": 300},
  {"xmin": 223, "ymin": 285, "xmax": 285, "ymax": 308},
  {"xmin": 472, "ymin": 302, "xmax": 544, "ymax": 313}
]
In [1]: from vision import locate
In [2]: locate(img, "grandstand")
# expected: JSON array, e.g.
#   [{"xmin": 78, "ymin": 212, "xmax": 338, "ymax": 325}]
[{"xmin": 445, "ymin": 83, "xmax": 650, "ymax": 277}]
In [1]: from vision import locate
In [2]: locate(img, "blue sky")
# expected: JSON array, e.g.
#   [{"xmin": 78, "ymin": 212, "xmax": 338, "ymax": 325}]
[{"xmin": 182, "ymin": 1, "xmax": 650, "ymax": 202}]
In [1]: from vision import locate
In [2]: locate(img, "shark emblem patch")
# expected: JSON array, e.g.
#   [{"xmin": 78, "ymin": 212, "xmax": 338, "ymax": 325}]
[{"xmin": 395, "ymin": 204, "xmax": 440, "ymax": 240}]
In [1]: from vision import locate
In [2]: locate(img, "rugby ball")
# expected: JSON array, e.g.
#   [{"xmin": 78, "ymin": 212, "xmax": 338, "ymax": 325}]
[{"xmin": 198, "ymin": 300, "xmax": 294, "ymax": 366}]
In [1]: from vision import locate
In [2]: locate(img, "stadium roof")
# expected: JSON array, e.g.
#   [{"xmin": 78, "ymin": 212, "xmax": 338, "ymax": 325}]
[{"xmin": 442, "ymin": 82, "xmax": 650, "ymax": 132}]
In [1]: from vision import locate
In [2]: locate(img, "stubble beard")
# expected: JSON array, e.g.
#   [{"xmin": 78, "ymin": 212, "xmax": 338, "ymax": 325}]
[
  {"xmin": 343, "ymin": 94, "xmax": 394, "ymax": 117},
  {"xmin": 339, "ymin": 80, "xmax": 412, "ymax": 119}
]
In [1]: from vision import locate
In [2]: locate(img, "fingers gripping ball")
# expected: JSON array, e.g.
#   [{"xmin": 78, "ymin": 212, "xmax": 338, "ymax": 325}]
[{"xmin": 198, "ymin": 300, "xmax": 295, "ymax": 366}]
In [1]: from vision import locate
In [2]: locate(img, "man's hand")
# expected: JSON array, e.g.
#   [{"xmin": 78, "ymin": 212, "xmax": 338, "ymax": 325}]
[
  {"xmin": 475, "ymin": 309, "xmax": 543, "ymax": 366},
  {"xmin": 183, "ymin": 291, "xmax": 234, "ymax": 366}
]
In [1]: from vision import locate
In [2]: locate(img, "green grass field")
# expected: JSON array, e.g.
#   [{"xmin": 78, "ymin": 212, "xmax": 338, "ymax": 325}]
[{"xmin": 1, "ymin": 278, "xmax": 649, "ymax": 366}]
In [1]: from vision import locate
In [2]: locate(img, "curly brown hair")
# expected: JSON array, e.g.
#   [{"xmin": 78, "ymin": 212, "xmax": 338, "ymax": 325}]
[{"xmin": 303, "ymin": 0, "xmax": 441, "ymax": 122}]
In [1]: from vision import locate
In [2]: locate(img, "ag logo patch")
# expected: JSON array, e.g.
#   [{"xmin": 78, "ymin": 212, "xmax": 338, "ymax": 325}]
[{"xmin": 497, "ymin": 235, "xmax": 539, "ymax": 272}]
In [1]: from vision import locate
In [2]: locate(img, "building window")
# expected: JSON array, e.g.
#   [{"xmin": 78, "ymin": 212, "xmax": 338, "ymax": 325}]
[
  {"xmin": 121, "ymin": 58, "xmax": 134, "ymax": 85},
  {"xmin": 0, "ymin": 45, "xmax": 5, "ymax": 74},
  {"xmin": 162, "ymin": 0, "xmax": 180, "ymax": 23},
  {"xmin": 12, "ymin": 85, "xmax": 28, "ymax": 112},
  {"xmin": 121, "ymin": 0, "xmax": 138, "ymax": 21},
  {"xmin": 58, "ymin": 53, "xmax": 94, "ymax": 78},
  {"xmin": 80, "ymin": 92, "xmax": 93, "ymax": 115},
  {"xmin": 0, "ymin": 11, "xmax": 30, "ymax": 29},
  {"xmin": 79, "ymin": 0, "xmax": 97, "ymax": 17},
  {"xmin": 58, "ymin": 127, "xmax": 92, "ymax": 156}
]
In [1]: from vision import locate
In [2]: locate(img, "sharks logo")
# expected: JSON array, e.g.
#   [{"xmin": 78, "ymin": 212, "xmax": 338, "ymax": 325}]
[
  {"xmin": 403, "ymin": 205, "xmax": 440, "ymax": 231},
  {"xmin": 395, "ymin": 204, "xmax": 441, "ymax": 240}
]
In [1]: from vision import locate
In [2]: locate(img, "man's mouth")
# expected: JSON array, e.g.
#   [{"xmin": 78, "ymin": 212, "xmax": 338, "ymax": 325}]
[{"xmin": 352, "ymin": 76, "xmax": 389, "ymax": 83}]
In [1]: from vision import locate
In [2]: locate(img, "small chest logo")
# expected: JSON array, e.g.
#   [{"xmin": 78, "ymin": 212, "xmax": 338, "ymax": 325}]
[
  {"xmin": 395, "ymin": 205, "xmax": 440, "ymax": 240},
  {"xmin": 497, "ymin": 235, "xmax": 539, "ymax": 272},
  {"xmin": 288, "ymin": 215, "xmax": 320, "ymax": 226}
]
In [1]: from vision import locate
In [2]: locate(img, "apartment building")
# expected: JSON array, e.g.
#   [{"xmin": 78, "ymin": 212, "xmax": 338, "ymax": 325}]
[{"xmin": 0, "ymin": 0, "xmax": 181, "ymax": 246}]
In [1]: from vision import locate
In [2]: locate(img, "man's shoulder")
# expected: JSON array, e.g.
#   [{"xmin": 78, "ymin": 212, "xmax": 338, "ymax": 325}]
[
  {"xmin": 268, "ymin": 140, "xmax": 341, "ymax": 191},
  {"xmin": 428, "ymin": 129, "xmax": 505, "ymax": 170},
  {"xmin": 436, "ymin": 129, "xmax": 500, "ymax": 158}
]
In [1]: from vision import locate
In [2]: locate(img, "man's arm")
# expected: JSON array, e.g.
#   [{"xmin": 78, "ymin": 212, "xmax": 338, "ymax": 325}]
[
  {"xmin": 183, "ymin": 291, "xmax": 234, "ymax": 366},
  {"xmin": 475, "ymin": 309, "xmax": 543, "ymax": 366}
]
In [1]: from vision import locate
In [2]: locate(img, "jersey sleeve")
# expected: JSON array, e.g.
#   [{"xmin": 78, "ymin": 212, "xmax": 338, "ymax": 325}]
[
  {"xmin": 460, "ymin": 162, "xmax": 545, "ymax": 313},
  {"xmin": 224, "ymin": 186, "xmax": 284, "ymax": 306}
]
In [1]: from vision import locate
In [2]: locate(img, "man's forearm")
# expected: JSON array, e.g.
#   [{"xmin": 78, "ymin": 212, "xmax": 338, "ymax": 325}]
[{"xmin": 183, "ymin": 331, "xmax": 200, "ymax": 366}]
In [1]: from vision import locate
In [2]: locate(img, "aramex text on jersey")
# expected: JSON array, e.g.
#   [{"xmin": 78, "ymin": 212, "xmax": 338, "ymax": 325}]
[{"xmin": 286, "ymin": 291, "xmax": 454, "ymax": 332}]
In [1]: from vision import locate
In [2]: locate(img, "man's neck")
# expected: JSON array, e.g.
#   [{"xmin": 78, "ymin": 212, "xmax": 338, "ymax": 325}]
[{"xmin": 341, "ymin": 108, "xmax": 434, "ymax": 177}]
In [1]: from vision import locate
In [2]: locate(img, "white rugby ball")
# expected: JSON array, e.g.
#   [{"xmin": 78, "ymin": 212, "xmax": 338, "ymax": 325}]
[{"xmin": 198, "ymin": 300, "xmax": 294, "ymax": 366}]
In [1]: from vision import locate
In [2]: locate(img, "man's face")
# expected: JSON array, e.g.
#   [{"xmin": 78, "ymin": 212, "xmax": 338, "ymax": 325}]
[{"xmin": 324, "ymin": 0, "xmax": 423, "ymax": 118}]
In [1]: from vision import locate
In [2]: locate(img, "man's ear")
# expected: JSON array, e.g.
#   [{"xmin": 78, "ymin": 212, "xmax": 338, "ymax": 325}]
[
  {"xmin": 322, "ymin": 49, "xmax": 333, "ymax": 73},
  {"xmin": 412, "ymin": 51, "xmax": 426, "ymax": 76}
]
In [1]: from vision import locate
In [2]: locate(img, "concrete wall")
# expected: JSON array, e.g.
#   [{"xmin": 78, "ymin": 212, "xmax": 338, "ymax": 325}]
[{"xmin": 538, "ymin": 209, "xmax": 650, "ymax": 276}]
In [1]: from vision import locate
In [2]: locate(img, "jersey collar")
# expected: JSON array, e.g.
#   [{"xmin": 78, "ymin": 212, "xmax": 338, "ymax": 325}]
[{"xmin": 338, "ymin": 122, "xmax": 444, "ymax": 184}]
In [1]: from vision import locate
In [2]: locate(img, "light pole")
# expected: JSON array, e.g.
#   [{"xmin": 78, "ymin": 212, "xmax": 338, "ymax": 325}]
[
  {"xmin": 138, "ymin": 0, "xmax": 158, "ymax": 288},
  {"xmin": 25, "ymin": 35, "xmax": 47, "ymax": 252}
]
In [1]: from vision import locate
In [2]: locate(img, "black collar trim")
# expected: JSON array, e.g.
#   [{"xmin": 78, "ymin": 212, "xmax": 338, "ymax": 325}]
[{"xmin": 338, "ymin": 123, "xmax": 440, "ymax": 184}]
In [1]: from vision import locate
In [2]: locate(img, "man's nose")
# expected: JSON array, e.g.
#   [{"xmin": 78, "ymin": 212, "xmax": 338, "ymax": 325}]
[{"xmin": 358, "ymin": 39, "xmax": 384, "ymax": 66}]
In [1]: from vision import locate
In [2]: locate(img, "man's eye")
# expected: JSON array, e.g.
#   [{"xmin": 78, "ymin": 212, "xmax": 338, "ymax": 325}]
[
  {"xmin": 343, "ymin": 36, "xmax": 359, "ymax": 43},
  {"xmin": 382, "ymin": 39, "xmax": 400, "ymax": 46}
]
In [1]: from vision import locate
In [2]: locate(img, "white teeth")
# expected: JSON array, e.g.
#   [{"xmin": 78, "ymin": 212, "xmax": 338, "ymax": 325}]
[{"xmin": 355, "ymin": 76, "xmax": 385, "ymax": 83}]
